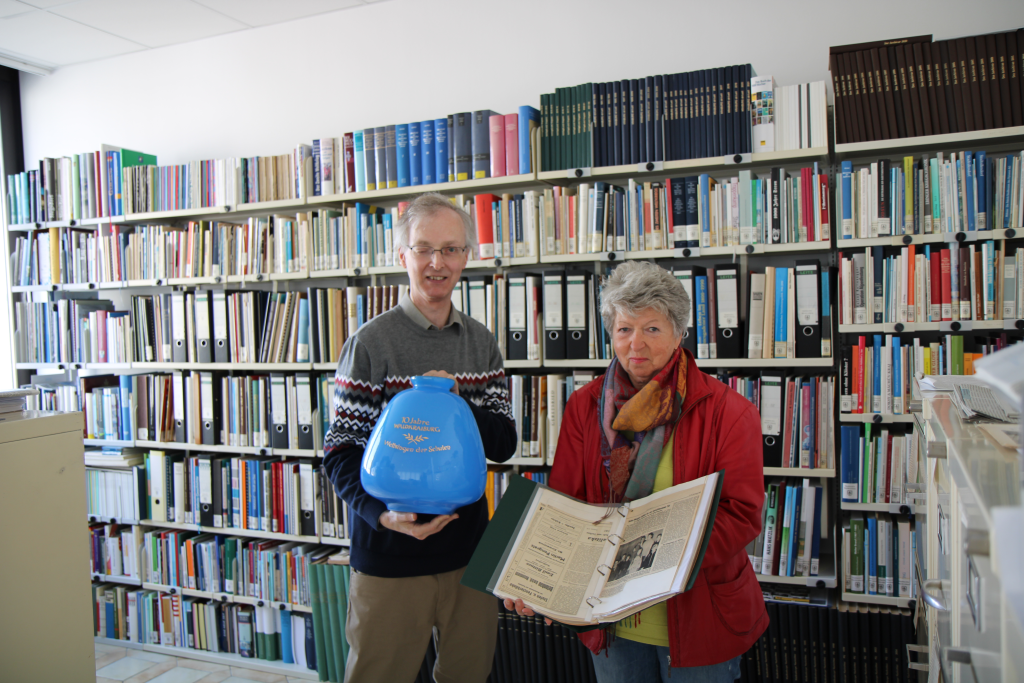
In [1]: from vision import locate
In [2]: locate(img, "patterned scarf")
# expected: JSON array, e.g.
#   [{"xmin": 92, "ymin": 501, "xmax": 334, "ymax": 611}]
[{"xmin": 598, "ymin": 347, "xmax": 688, "ymax": 504}]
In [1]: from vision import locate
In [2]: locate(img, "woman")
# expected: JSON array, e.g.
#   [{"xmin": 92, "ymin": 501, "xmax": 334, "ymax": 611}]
[{"xmin": 505, "ymin": 261, "xmax": 767, "ymax": 682}]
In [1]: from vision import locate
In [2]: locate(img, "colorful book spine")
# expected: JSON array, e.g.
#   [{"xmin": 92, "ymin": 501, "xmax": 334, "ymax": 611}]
[
  {"xmin": 517, "ymin": 106, "xmax": 539, "ymax": 175},
  {"xmin": 353, "ymin": 132, "xmax": 366, "ymax": 193}
]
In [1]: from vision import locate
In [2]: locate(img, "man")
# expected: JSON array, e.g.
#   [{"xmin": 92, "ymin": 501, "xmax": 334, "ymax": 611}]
[{"xmin": 322, "ymin": 192, "xmax": 516, "ymax": 682}]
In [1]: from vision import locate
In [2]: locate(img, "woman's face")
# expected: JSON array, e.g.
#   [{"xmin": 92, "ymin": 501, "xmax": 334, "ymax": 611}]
[{"xmin": 612, "ymin": 307, "xmax": 683, "ymax": 390}]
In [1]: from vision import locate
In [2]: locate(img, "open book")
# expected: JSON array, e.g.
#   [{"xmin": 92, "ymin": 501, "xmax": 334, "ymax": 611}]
[{"xmin": 462, "ymin": 471, "xmax": 723, "ymax": 626}]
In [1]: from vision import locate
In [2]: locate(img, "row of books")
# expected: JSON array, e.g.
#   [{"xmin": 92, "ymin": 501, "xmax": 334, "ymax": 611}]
[
  {"xmin": 829, "ymin": 31, "xmax": 1024, "ymax": 144},
  {"xmin": 491, "ymin": 611, "xmax": 597, "ymax": 683},
  {"xmin": 839, "ymin": 240, "xmax": 1022, "ymax": 326},
  {"xmin": 840, "ymin": 424, "xmax": 920, "ymax": 506},
  {"xmin": 837, "ymin": 150, "xmax": 1024, "ymax": 240},
  {"xmin": 746, "ymin": 478, "xmax": 826, "ymax": 579},
  {"xmin": 6, "ymin": 146, "xmax": 156, "ymax": 225},
  {"xmin": 730, "ymin": 373, "xmax": 836, "ymax": 470},
  {"xmin": 90, "ymin": 579, "xmax": 323, "ymax": 668},
  {"xmin": 506, "ymin": 372, "xmax": 595, "ymax": 463},
  {"xmin": 540, "ymin": 67, "xmax": 755, "ymax": 172},
  {"xmin": 484, "ymin": 470, "xmax": 548, "ymax": 519},
  {"xmin": 738, "ymin": 602, "xmax": 916, "ymax": 683},
  {"xmin": 750, "ymin": 79, "xmax": 830, "ymax": 153},
  {"xmin": 89, "ymin": 523, "xmax": 141, "ymax": 579},
  {"xmin": 85, "ymin": 460, "xmax": 144, "ymax": 520},
  {"xmin": 842, "ymin": 513, "xmax": 917, "ymax": 599}
]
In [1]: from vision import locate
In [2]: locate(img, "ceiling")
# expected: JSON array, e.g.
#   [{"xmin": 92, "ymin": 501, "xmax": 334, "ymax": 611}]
[{"xmin": 0, "ymin": 0, "xmax": 388, "ymax": 75}]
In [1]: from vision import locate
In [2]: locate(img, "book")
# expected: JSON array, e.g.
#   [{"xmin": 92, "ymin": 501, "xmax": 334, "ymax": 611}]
[{"xmin": 463, "ymin": 471, "xmax": 722, "ymax": 626}]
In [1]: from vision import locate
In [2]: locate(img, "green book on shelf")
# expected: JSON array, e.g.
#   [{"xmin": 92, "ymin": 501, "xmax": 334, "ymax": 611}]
[
  {"xmin": 951, "ymin": 334, "xmax": 964, "ymax": 375},
  {"xmin": 330, "ymin": 563, "xmax": 349, "ymax": 671},
  {"xmin": 308, "ymin": 563, "xmax": 330, "ymax": 682},
  {"xmin": 850, "ymin": 513, "xmax": 865, "ymax": 594},
  {"xmin": 322, "ymin": 562, "xmax": 345, "ymax": 681},
  {"xmin": 340, "ymin": 565, "xmax": 351, "ymax": 663}
]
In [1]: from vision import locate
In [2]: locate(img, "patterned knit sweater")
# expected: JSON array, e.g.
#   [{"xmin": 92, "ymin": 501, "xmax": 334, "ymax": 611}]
[{"xmin": 322, "ymin": 296, "xmax": 516, "ymax": 577}]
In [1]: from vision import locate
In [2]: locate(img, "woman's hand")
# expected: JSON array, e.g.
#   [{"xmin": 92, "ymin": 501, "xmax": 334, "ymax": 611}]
[
  {"xmin": 423, "ymin": 370, "xmax": 459, "ymax": 395},
  {"xmin": 502, "ymin": 598, "xmax": 553, "ymax": 626}
]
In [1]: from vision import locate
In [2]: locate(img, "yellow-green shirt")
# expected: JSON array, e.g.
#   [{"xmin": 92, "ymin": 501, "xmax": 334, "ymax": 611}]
[{"xmin": 614, "ymin": 431, "xmax": 674, "ymax": 647}]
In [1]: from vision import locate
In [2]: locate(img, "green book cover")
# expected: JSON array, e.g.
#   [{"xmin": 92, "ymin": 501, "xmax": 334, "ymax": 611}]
[
  {"xmin": 330, "ymin": 564, "xmax": 349, "ymax": 672},
  {"xmin": 951, "ymin": 334, "xmax": 964, "ymax": 375},
  {"xmin": 323, "ymin": 564, "xmax": 345, "ymax": 681},
  {"xmin": 268, "ymin": 605, "xmax": 279, "ymax": 662},
  {"xmin": 850, "ymin": 514, "xmax": 865, "ymax": 593},
  {"xmin": 340, "ymin": 566, "xmax": 351, "ymax": 664},
  {"xmin": 308, "ymin": 563, "xmax": 330, "ymax": 682},
  {"xmin": 119, "ymin": 148, "xmax": 157, "ymax": 168}
]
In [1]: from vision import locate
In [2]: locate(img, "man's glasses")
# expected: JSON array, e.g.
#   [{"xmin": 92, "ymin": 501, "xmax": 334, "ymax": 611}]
[{"xmin": 406, "ymin": 245, "xmax": 469, "ymax": 261}]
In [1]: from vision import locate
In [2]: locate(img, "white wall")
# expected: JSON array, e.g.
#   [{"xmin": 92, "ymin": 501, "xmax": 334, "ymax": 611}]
[{"xmin": 18, "ymin": 0, "xmax": 1024, "ymax": 167}]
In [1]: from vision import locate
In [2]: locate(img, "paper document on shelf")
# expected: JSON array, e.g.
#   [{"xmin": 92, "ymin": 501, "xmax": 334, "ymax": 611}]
[
  {"xmin": 952, "ymin": 384, "xmax": 1017, "ymax": 423},
  {"xmin": 977, "ymin": 423, "xmax": 1023, "ymax": 453},
  {"xmin": 974, "ymin": 343, "xmax": 1024, "ymax": 408}
]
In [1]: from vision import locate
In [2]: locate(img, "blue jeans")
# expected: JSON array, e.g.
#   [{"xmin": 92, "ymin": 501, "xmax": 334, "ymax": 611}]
[{"xmin": 590, "ymin": 636, "xmax": 741, "ymax": 683}]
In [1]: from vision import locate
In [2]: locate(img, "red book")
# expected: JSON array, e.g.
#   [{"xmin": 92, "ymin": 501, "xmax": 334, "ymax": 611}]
[
  {"xmin": 819, "ymin": 172, "xmax": 830, "ymax": 241},
  {"xmin": 504, "ymin": 113, "xmax": 519, "ymax": 177},
  {"xmin": 474, "ymin": 194, "xmax": 498, "ymax": 259},
  {"xmin": 929, "ymin": 249, "xmax": 941, "ymax": 322},
  {"xmin": 907, "ymin": 246, "xmax": 916, "ymax": 322},
  {"xmin": 855, "ymin": 336, "xmax": 866, "ymax": 413},
  {"xmin": 801, "ymin": 168, "xmax": 812, "ymax": 241},
  {"xmin": 489, "ymin": 115, "xmax": 506, "ymax": 178},
  {"xmin": 343, "ymin": 133, "xmax": 355, "ymax": 193},
  {"xmin": 781, "ymin": 379, "xmax": 796, "ymax": 466},
  {"xmin": 940, "ymin": 249, "xmax": 952, "ymax": 321}
]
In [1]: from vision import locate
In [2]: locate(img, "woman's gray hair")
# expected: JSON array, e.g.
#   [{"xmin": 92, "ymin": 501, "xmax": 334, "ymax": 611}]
[
  {"xmin": 600, "ymin": 261, "xmax": 690, "ymax": 338},
  {"xmin": 394, "ymin": 192, "xmax": 477, "ymax": 255}
]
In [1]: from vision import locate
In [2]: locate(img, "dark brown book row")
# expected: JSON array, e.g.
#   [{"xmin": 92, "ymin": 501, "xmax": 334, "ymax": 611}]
[
  {"xmin": 829, "ymin": 31, "xmax": 1024, "ymax": 145},
  {"xmin": 737, "ymin": 601, "xmax": 917, "ymax": 683}
]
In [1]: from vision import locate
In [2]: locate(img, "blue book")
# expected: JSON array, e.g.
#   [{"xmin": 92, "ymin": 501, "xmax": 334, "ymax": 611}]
[
  {"xmin": 296, "ymin": 297, "xmax": 310, "ymax": 363},
  {"xmin": 872, "ymin": 335, "xmax": 882, "ymax": 413},
  {"xmin": 695, "ymin": 275, "xmax": 709, "ymax": 358},
  {"xmin": 1004, "ymin": 157, "xmax": 1015, "ymax": 228},
  {"xmin": 434, "ymin": 118, "xmax": 448, "ymax": 184},
  {"xmin": 356, "ymin": 294, "xmax": 365, "ymax": 329},
  {"xmin": 118, "ymin": 374, "xmax": 132, "ymax": 441},
  {"xmin": 518, "ymin": 106, "xmax": 540, "ymax": 174},
  {"xmin": 408, "ymin": 123, "xmax": 421, "ymax": 186},
  {"xmin": 930, "ymin": 158, "xmax": 940, "ymax": 227},
  {"xmin": 985, "ymin": 241, "xmax": 996, "ymax": 314},
  {"xmin": 353, "ymin": 131, "xmax": 366, "ymax": 193},
  {"xmin": 281, "ymin": 609, "xmax": 294, "ymax": 664},
  {"xmin": 867, "ymin": 515, "xmax": 878, "ymax": 595},
  {"xmin": 699, "ymin": 174, "xmax": 711, "ymax": 248},
  {"xmin": 841, "ymin": 161, "xmax": 853, "ymax": 237},
  {"xmin": 976, "ymin": 151, "xmax": 987, "ymax": 228},
  {"xmin": 684, "ymin": 176, "xmax": 700, "ymax": 248},
  {"xmin": 965, "ymin": 152, "xmax": 976, "ymax": 231},
  {"xmin": 893, "ymin": 337, "xmax": 902, "ymax": 411},
  {"xmin": 786, "ymin": 484, "xmax": 802, "ymax": 576},
  {"xmin": 396, "ymin": 124, "xmax": 410, "ymax": 188},
  {"xmin": 421, "ymin": 121, "xmax": 435, "ymax": 185},
  {"xmin": 809, "ymin": 485, "xmax": 823, "ymax": 576},
  {"xmin": 362, "ymin": 128, "xmax": 377, "ymax": 192},
  {"xmin": 774, "ymin": 267, "xmax": 787, "ymax": 358}
]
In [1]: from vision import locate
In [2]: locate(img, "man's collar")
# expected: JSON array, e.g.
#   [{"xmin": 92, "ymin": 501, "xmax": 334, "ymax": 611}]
[{"xmin": 399, "ymin": 292, "xmax": 462, "ymax": 330}]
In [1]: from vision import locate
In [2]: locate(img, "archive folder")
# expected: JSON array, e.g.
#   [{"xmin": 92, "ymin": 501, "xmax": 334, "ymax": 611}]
[
  {"xmin": 199, "ymin": 371, "xmax": 217, "ymax": 445},
  {"xmin": 714, "ymin": 264, "xmax": 742, "ymax": 358},
  {"xmin": 198, "ymin": 454, "xmax": 215, "ymax": 527},
  {"xmin": 760, "ymin": 374, "xmax": 784, "ymax": 467},
  {"xmin": 172, "ymin": 371, "xmax": 186, "ymax": 443},
  {"xmin": 543, "ymin": 272, "xmax": 566, "ymax": 360},
  {"xmin": 172, "ymin": 292, "xmax": 187, "ymax": 363},
  {"xmin": 506, "ymin": 273, "xmax": 528, "ymax": 361},
  {"xmin": 565, "ymin": 270, "xmax": 589, "ymax": 359},
  {"xmin": 270, "ymin": 374, "xmax": 288, "ymax": 449},
  {"xmin": 212, "ymin": 290, "xmax": 229, "ymax": 363},
  {"xmin": 296, "ymin": 373, "xmax": 314, "ymax": 451},
  {"xmin": 795, "ymin": 260, "xmax": 822, "ymax": 358},
  {"xmin": 194, "ymin": 290, "xmax": 212, "ymax": 363},
  {"xmin": 300, "ymin": 461, "xmax": 317, "ymax": 536}
]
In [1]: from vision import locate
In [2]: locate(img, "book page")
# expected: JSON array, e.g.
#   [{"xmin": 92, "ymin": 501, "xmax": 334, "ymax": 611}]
[
  {"xmin": 493, "ymin": 489, "xmax": 620, "ymax": 624},
  {"xmin": 592, "ymin": 473, "xmax": 718, "ymax": 620}
]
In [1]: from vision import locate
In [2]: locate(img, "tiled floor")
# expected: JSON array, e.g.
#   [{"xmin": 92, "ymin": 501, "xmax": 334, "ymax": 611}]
[{"xmin": 94, "ymin": 643, "xmax": 316, "ymax": 683}]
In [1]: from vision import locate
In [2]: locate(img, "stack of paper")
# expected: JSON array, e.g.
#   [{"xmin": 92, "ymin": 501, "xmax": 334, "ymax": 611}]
[{"xmin": 0, "ymin": 388, "xmax": 36, "ymax": 413}]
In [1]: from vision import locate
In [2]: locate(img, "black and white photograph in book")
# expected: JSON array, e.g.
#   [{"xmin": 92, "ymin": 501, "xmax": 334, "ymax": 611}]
[{"xmin": 608, "ymin": 530, "xmax": 663, "ymax": 582}]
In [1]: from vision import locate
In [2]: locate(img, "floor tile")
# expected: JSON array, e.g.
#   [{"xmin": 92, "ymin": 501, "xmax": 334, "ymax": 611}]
[
  {"xmin": 132, "ymin": 651, "xmax": 176, "ymax": 664},
  {"xmin": 95, "ymin": 643, "xmax": 126, "ymax": 656},
  {"xmin": 193, "ymin": 672, "xmax": 231, "ymax": 683},
  {"xmin": 96, "ymin": 656, "xmax": 159, "ymax": 681},
  {"xmin": 122, "ymin": 661, "xmax": 178, "ymax": 683},
  {"xmin": 95, "ymin": 650, "xmax": 128, "ymax": 670},
  {"xmin": 143, "ymin": 667, "xmax": 210, "ymax": 683},
  {"xmin": 228, "ymin": 669, "xmax": 286, "ymax": 683},
  {"xmin": 175, "ymin": 658, "xmax": 230, "ymax": 672},
  {"xmin": 221, "ymin": 677, "xmax": 286, "ymax": 683},
  {"xmin": 97, "ymin": 677, "xmax": 120, "ymax": 683}
]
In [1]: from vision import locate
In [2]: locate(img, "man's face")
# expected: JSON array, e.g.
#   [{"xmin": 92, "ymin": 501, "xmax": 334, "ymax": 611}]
[{"xmin": 399, "ymin": 209, "xmax": 470, "ymax": 306}]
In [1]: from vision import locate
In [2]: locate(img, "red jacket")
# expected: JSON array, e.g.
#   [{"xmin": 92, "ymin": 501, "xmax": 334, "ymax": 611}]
[{"xmin": 549, "ymin": 349, "xmax": 768, "ymax": 667}]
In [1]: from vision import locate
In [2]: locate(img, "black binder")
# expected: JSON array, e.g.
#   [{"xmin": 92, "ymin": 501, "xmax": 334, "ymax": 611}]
[
  {"xmin": 795, "ymin": 259, "xmax": 823, "ymax": 358},
  {"xmin": 714, "ymin": 263, "xmax": 742, "ymax": 358},
  {"xmin": 565, "ymin": 270, "xmax": 589, "ymax": 359},
  {"xmin": 270, "ymin": 373, "xmax": 288, "ymax": 449},
  {"xmin": 760, "ymin": 373, "xmax": 783, "ymax": 467},
  {"xmin": 171, "ymin": 292, "xmax": 187, "ymax": 363},
  {"xmin": 194, "ymin": 290, "xmax": 212, "ymax": 363},
  {"xmin": 542, "ymin": 272, "xmax": 566, "ymax": 360},
  {"xmin": 296, "ymin": 373, "xmax": 314, "ymax": 451},
  {"xmin": 212, "ymin": 290, "xmax": 229, "ymax": 363},
  {"xmin": 506, "ymin": 273, "xmax": 528, "ymax": 361}
]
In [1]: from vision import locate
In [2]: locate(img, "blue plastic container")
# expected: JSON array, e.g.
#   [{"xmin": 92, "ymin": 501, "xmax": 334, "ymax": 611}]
[{"xmin": 361, "ymin": 375, "xmax": 486, "ymax": 515}]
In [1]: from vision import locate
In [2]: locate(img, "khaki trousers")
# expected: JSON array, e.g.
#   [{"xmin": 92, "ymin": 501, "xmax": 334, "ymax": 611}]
[{"xmin": 343, "ymin": 566, "xmax": 497, "ymax": 683}]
